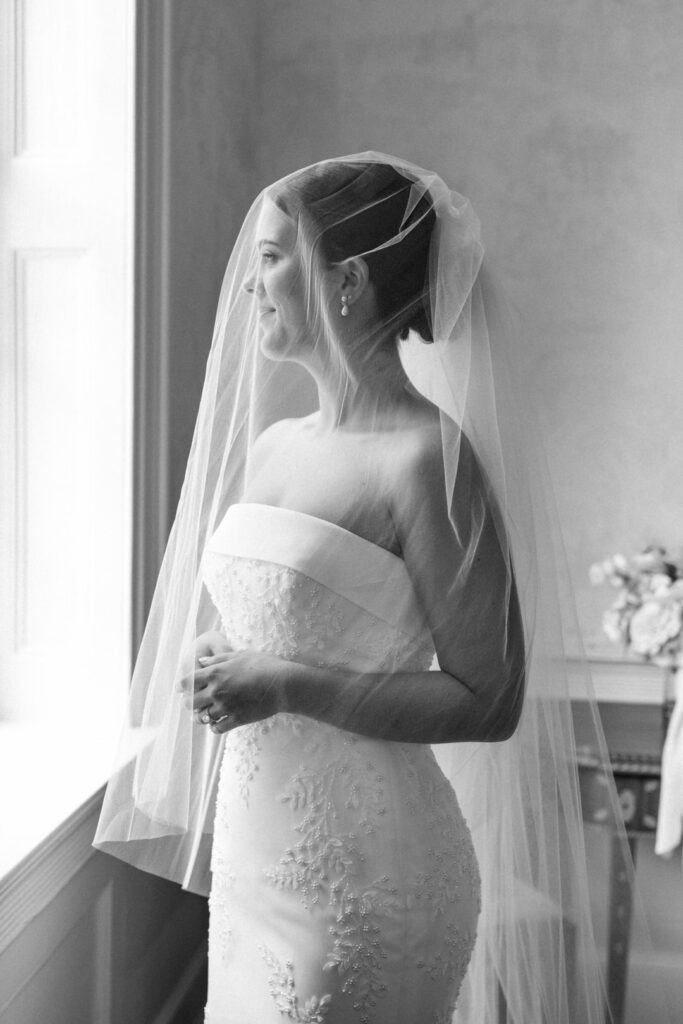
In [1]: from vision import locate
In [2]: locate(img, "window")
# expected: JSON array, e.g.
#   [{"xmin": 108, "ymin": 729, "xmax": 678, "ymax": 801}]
[{"xmin": 0, "ymin": 1, "xmax": 134, "ymax": 733}]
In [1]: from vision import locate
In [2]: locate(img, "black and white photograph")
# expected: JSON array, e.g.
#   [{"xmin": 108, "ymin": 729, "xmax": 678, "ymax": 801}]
[{"xmin": 1, "ymin": 2, "xmax": 682, "ymax": 1022}]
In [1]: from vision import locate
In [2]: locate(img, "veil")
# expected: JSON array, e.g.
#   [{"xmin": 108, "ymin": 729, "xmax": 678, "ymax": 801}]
[{"xmin": 94, "ymin": 152, "xmax": 671, "ymax": 1022}]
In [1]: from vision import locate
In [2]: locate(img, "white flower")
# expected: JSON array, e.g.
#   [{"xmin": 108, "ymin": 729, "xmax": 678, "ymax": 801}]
[
  {"xmin": 629, "ymin": 600, "xmax": 683, "ymax": 658},
  {"xmin": 589, "ymin": 562, "xmax": 606, "ymax": 585},
  {"xmin": 632, "ymin": 550, "xmax": 666, "ymax": 573},
  {"xmin": 612, "ymin": 553, "xmax": 629, "ymax": 574},
  {"xmin": 602, "ymin": 608, "xmax": 625, "ymax": 645},
  {"xmin": 647, "ymin": 573, "xmax": 672, "ymax": 598}
]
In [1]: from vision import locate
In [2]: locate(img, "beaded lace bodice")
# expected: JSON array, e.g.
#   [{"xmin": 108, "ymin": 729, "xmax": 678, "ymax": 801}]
[
  {"xmin": 201, "ymin": 504, "xmax": 480, "ymax": 1024},
  {"xmin": 202, "ymin": 502, "xmax": 435, "ymax": 674}
]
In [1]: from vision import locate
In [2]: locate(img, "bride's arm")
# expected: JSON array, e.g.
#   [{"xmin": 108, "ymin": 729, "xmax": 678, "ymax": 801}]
[
  {"xmin": 277, "ymin": 658, "xmax": 520, "ymax": 744},
  {"xmin": 278, "ymin": 429, "xmax": 525, "ymax": 744}
]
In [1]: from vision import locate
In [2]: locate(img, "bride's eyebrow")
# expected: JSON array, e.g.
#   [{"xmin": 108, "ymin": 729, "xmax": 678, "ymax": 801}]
[{"xmin": 257, "ymin": 239, "xmax": 283, "ymax": 250}]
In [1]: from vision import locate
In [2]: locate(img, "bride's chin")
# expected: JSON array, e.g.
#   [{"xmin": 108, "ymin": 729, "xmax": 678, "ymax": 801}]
[
  {"xmin": 259, "ymin": 327, "xmax": 304, "ymax": 363},
  {"xmin": 259, "ymin": 333, "xmax": 289, "ymax": 362}
]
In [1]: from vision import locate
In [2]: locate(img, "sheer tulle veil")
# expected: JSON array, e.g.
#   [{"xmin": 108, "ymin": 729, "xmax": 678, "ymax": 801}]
[{"xmin": 94, "ymin": 152, "xmax": 670, "ymax": 1022}]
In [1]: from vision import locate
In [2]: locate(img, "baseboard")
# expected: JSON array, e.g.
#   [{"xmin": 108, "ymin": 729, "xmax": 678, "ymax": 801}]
[{"xmin": 150, "ymin": 938, "xmax": 208, "ymax": 1024}]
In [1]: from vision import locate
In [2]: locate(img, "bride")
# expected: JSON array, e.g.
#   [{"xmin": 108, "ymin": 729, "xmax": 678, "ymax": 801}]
[
  {"xmin": 190, "ymin": 160, "xmax": 524, "ymax": 1022},
  {"xmin": 95, "ymin": 154, "xmax": 624, "ymax": 1023}
]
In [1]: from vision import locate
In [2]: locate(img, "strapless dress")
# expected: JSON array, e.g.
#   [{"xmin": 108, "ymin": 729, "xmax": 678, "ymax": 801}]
[{"xmin": 201, "ymin": 503, "xmax": 480, "ymax": 1024}]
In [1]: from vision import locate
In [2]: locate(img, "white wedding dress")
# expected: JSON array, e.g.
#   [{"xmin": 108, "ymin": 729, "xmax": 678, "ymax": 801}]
[{"xmin": 201, "ymin": 503, "xmax": 481, "ymax": 1024}]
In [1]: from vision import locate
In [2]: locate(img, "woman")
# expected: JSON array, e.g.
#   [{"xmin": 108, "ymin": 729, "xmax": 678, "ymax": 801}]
[
  {"xmin": 95, "ymin": 154, "xmax": 625, "ymax": 1023},
  {"xmin": 189, "ymin": 160, "xmax": 527, "ymax": 1022}
]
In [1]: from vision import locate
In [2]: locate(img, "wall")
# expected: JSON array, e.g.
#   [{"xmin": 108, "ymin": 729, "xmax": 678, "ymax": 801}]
[
  {"xmin": 254, "ymin": 0, "xmax": 683, "ymax": 660},
  {"xmin": 0, "ymin": 793, "xmax": 207, "ymax": 1024},
  {"xmin": 164, "ymin": 0, "xmax": 260, "ymax": 512},
  {"xmin": 134, "ymin": 0, "xmax": 260, "ymax": 635}
]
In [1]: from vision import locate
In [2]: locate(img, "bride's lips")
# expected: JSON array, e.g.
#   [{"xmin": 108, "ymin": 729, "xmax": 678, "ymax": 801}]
[{"xmin": 259, "ymin": 307, "xmax": 275, "ymax": 317}]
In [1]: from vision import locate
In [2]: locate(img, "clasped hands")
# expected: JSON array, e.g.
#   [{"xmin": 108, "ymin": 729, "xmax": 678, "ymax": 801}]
[{"xmin": 179, "ymin": 630, "xmax": 287, "ymax": 734}]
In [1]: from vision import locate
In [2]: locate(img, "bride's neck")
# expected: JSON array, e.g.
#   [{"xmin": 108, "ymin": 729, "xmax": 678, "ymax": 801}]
[{"xmin": 313, "ymin": 347, "xmax": 414, "ymax": 432}]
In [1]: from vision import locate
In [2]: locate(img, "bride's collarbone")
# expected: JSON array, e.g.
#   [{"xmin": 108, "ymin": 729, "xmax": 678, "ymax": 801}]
[
  {"xmin": 243, "ymin": 416, "xmax": 439, "ymax": 554},
  {"xmin": 243, "ymin": 459, "xmax": 401, "ymax": 556}
]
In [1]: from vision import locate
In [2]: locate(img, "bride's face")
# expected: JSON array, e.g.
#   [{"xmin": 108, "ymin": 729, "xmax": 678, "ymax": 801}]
[{"xmin": 246, "ymin": 199, "xmax": 311, "ymax": 361}]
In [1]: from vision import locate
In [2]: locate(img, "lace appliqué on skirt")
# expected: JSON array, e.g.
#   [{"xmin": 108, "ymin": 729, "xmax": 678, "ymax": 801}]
[{"xmin": 203, "ymin": 547, "xmax": 480, "ymax": 1023}]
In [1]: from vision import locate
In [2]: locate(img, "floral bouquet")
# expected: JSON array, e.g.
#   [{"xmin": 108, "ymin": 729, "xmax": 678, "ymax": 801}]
[{"xmin": 589, "ymin": 547, "xmax": 683, "ymax": 667}]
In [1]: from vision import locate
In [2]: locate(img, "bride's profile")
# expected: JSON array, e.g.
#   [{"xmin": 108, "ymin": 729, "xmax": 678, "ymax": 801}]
[{"xmin": 95, "ymin": 153, "xmax": 633, "ymax": 1022}]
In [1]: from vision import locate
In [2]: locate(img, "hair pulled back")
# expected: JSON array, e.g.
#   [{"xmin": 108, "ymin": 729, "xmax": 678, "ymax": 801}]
[{"xmin": 270, "ymin": 161, "xmax": 436, "ymax": 343}]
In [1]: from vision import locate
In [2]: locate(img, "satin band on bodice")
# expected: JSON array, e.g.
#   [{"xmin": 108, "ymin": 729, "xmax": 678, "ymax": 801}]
[{"xmin": 205, "ymin": 503, "xmax": 430, "ymax": 645}]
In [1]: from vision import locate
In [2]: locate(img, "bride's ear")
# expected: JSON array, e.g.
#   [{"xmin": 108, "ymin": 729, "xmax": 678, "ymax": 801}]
[{"xmin": 336, "ymin": 257, "xmax": 371, "ymax": 309}]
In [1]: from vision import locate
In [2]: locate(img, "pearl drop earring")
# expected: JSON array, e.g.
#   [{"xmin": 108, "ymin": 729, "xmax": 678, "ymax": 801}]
[{"xmin": 341, "ymin": 295, "xmax": 351, "ymax": 317}]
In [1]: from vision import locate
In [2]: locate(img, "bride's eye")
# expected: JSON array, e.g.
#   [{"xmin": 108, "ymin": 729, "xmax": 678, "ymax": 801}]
[{"xmin": 260, "ymin": 250, "xmax": 277, "ymax": 264}]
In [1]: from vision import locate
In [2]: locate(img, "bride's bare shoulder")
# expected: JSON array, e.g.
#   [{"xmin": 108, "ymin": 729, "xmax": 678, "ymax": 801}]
[
  {"xmin": 252, "ymin": 415, "xmax": 313, "ymax": 456},
  {"xmin": 385, "ymin": 401, "xmax": 479, "ymax": 504},
  {"xmin": 389, "ymin": 401, "xmax": 449, "ymax": 468}
]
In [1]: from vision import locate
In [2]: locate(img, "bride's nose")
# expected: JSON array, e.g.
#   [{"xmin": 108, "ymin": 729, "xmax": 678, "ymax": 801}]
[{"xmin": 243, "ymin": 272, "xmax": 262, "ymax": 296}]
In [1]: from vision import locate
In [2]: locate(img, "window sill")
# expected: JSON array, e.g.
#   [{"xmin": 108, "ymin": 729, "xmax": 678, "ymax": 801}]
[
  {"xmin": 0, "ymin": 721, "xmax": 121, "ymax": 880},
  {"xmin": 0, "ymin": 720, "xmax": 125, "ymax": 955}
]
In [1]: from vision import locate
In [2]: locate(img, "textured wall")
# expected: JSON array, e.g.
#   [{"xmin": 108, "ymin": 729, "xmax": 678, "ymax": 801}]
[
  {"xmin": 166, "ymin": 0, "xmax": 259, "ymax": 508},
  {"xmin": 254, "ymin": 0, "xmax": 683, "ymax": 658}
]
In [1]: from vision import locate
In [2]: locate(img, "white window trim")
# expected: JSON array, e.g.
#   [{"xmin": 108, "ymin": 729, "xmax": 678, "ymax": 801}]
[{"xmin": 0, "ymin": 0, "xmax": 136, "ymax": 880}]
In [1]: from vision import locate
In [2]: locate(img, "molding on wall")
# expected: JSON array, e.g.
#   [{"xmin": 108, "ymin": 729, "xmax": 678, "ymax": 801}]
[
  {"xmin": 151, "ymin": 938, "xmax": 208, "ymax": 1024},
  {"xmin": 0, "ymin": 788, "xmax": 103, "ymax": 954},
  {"xmin": 10, "ymin": 246, "xmax": 28, "ymax": 652},
  {"xmin": 132, "ymin": 0, "xmax": 173, "ymax": 656},
  {"xmin": 12, "ymin": 0, "xmax": 27, "ymax": 156},
  {"xmin": 11, "ymin": 247, "xmax": 88, "ymax": 655},
  {"xmin": 93, "ymin": 880, "xmax": 115, "ymax": 1024},
  {"xmin": 569, "ymin": 657, "xmax": 664, "ymax": 705}
]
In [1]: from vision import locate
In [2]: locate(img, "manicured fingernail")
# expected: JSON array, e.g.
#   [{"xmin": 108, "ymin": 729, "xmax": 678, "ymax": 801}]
[{"xmin": 198, "ymin": 656, "xmax": 210, "ymax": 665}]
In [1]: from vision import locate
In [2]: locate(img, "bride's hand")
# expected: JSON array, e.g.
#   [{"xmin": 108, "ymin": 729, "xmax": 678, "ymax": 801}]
[
  {"xmin": 179, "ymin": 629, "xmax": 233, "ymax": 728},
  {"xmin": 180, "ymin": 650, "xmax": 286, "ymax": 733},
  {"xmin": 192, "ymin": 629, "xmax": 231, "ymax": 661}
]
